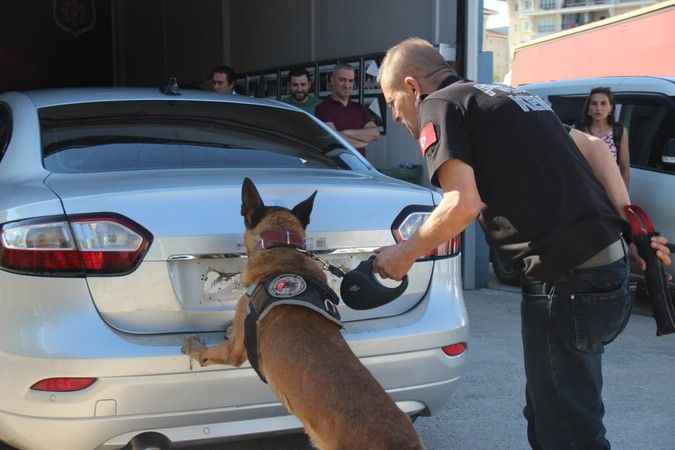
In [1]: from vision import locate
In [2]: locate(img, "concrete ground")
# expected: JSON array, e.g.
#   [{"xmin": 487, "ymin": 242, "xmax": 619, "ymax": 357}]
[{"xmin": 191, "ymin": 285, "xmax": 675, "ymax": 450}]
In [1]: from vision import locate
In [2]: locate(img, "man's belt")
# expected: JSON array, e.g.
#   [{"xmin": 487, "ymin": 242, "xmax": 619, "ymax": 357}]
[
  {"xmin": 523, "ymin": 239, "xmax": 626, "ymax": 297},
  {"xmin": 576, "ymin": 238, "xmax": 626, "ymax": 269}
]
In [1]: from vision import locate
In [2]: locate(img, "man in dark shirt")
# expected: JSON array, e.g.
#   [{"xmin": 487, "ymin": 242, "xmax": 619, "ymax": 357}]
[
  {"xmin": 373, "ymin": 37, "xmax": 671, "ymax": 450},
  {"xmin": 210, "ymin": 65, "xmax": 237, "ymax": 95},
  {"xmin": 315, "ymin": 64, "xmax": 379, "ymax": 156}
]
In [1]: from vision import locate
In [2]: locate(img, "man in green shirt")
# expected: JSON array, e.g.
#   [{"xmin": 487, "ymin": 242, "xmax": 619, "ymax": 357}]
[{"xmin": 281, "ymin": 67, "xmax": 319, "ymax": 115}]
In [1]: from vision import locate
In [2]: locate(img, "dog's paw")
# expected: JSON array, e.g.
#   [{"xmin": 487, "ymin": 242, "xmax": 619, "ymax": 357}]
[{"xmin": 181, "ymin": 335, "xmax": 206, "ymax": 356}]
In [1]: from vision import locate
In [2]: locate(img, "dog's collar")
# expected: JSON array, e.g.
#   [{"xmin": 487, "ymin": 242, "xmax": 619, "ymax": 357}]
[{"xmin": 256, "ymin": 230, "xmax": 305, "ymax": 251}]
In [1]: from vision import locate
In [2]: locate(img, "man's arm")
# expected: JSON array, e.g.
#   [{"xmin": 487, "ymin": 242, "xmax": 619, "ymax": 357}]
[
  {"xmin": 569, "ymin": 129, "xmax": 629, "ymax": 218},
  {"xmin": 570, "ymin": 129, "xmax": 671, "ymax": 269},
  {"xmin": 325, "ymin": 121, "xmax": 379, "ymax": 148},
  {"xmin": 618, "ymin": 127, "xmax": 630, "ymax": 188},
  {"xmin": 340, "ymin": 121, "xmax": 380, "ymax": 147},
  {"xmin": 373, "ymin": 159, "xmax": 484, "ymax": 280}
]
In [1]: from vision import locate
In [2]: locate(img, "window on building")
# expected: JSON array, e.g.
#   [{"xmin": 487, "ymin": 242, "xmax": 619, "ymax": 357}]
[
  {"xmin": 537, "ymin": 17, "xmax": 557, "ymax": 33},
  {"xmin": 521, "ymin": 19, "xmax": 531, "ymax": 31},
  {"xmin": 521, "ymin": 0, "xmax": 533, "ymax": 11},
  {"xmin": 562, "ymin": 12, "xmax": 586, "ymax": 29},
  {"xmin": 540, "ymin": 0, "xmax": 557, "ymax": 10}
]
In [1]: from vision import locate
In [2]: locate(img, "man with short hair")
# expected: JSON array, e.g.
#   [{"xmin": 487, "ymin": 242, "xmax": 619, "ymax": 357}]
[
  {"xmin": 281, "ymin": 67, "xmax": 319, "ymax": 115},
  {"xmin": 373, "ymin": 37, "xmax": 671, "ymax": 450},
  {"xmin": 316, "ymin": 64, "xmax": 379, "ymax": 156},
  {"xmin": 210, "ymin": 65, "xmax": 237, "ymax": 95}
]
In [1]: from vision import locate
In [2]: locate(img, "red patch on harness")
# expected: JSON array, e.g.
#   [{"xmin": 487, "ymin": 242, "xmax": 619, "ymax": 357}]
[{"xmin": 418, "ymin": 122, "xmax": 437, "ymax": 155}]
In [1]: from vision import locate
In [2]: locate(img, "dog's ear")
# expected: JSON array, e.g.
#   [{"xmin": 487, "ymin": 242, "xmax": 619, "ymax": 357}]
[
  {"xmin": 291, "ymin": 191, "xmax": 317, "ymax": 229},
  {"xmin": 241, "ymin": 177, "xmax": 265, "ymax": 229}
]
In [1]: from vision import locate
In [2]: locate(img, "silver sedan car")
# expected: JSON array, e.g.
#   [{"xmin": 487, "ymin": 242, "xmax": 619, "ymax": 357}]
[{"xmin": 0, "ymin": 88, "xmax": 468, "ymax": 450}]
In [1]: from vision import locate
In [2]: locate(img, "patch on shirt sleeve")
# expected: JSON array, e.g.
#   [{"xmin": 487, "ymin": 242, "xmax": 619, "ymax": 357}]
[{"xmin": 418, "ymin": 122, "xmax": 437, "ymax": 155}]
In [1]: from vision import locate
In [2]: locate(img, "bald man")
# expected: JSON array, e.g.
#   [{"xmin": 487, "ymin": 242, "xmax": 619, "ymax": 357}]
[
  {"xmin": 373, "ymin": 37, "xmax": 671, "ymax": 450},
  {"xmin": 316, "ymin": 64, "xmax": 380, "ymax": 156}
]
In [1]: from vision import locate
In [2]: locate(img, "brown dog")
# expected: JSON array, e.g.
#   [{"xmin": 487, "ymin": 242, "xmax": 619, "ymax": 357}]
[{"xmin": 182, "ymin": 177, "xmax": 424, "ymax": 450}]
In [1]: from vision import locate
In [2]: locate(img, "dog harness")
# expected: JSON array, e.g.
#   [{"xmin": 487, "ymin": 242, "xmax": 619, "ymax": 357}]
[{"xmin": 244, "ymin": 273, "xmax": 342, "ymax": 383}]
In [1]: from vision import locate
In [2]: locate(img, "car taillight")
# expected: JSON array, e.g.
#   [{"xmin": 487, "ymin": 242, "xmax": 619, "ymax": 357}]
[
  {"xmin": 31, "ymin": 377, "xmax": 97, "ymax": 392},
  {"xmin": 0, "ymin": 213, "xmax": 152, "ymax": 276},
  {"xmin": 392, "ymin": 205, "xmax": 461, "ymax": 260},
  {"xmin": 442, "ymin": 343, "xmax": 467, "ymax": 357}
]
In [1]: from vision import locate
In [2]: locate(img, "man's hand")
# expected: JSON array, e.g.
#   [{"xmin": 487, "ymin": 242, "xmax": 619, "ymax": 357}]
[
  {"xmin": 629, "ymin": 235, "xmax": 672, "ymax": 280},
  {"xmin": 373, "ymin": 244, "xmax": 417, "ymax": 281}
]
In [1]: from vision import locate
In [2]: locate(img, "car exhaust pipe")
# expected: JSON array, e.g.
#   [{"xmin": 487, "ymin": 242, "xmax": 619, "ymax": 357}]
[{"xmin": 128, "ymin": 432, "xmax": 171, "ymax": 450}]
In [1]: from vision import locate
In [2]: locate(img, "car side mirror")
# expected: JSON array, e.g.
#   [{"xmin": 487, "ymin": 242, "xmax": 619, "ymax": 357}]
[{"xmin": 663, "ymin": 139, "xmax": 675, "ymax": 167}]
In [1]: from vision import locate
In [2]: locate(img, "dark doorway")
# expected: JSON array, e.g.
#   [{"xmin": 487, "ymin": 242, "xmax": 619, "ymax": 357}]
[{"xmin": 0, "ymin": 0, "xmax": 113, "ymax": 92}]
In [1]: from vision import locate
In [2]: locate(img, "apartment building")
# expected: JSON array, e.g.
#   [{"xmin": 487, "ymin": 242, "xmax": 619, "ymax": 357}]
[
  {"xmin": 507, "ymin": 0, "xmax": 663, "ymax": 54},
  {"xmin": 483, "ymin": 5, "xmax": 510, "ymax": 82}
]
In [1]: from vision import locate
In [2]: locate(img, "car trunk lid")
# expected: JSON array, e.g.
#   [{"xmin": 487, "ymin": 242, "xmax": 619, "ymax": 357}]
[{"xmin": 46, "ymin": 169, "xmax": 435, "ymax": 334}]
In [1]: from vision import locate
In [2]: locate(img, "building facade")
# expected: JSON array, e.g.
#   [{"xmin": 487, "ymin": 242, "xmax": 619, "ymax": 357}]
[
  {"xmin": 507, "ymin": 0, "xmax": 663, "ymax": 55},
  {"xmin": 484, "ymin": 26, "xmax": 510, "ymax": 82}
]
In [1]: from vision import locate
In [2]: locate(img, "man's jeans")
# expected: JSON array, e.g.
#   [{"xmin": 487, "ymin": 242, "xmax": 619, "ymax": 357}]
[{"xmin": 521, "ymin": 257, "xmax": 631, "ymax": 450}]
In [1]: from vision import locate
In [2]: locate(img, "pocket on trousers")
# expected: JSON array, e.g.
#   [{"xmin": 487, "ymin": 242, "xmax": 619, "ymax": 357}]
[{"xmin": 569, "ymin": 286, "xmax": 632, "ymax": 353}]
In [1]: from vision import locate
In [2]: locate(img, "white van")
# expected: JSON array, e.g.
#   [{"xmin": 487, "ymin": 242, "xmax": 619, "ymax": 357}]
[{"xmin": 523, "ymin": 76, "xmax": 675, "ymax": 290}]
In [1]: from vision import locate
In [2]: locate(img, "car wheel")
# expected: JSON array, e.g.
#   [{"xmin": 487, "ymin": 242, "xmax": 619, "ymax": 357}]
[{"xmin": 490, "ymin": 248, "xmax": 522, "ymax": 286}]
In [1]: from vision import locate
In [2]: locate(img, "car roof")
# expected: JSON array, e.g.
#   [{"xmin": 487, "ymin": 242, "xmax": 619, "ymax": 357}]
[
  {"xmin": 522, "ymin": 76, "xmax": 675, "ymax": 97},
  {"xmin": 11, "ymin": 87, "xmax": 299, "ymax": 111}
]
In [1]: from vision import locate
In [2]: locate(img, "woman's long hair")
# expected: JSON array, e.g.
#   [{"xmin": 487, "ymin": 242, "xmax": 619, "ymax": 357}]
[{"xmin": 580, "ymin": 87, "xmax": 615, "ymax": 130}]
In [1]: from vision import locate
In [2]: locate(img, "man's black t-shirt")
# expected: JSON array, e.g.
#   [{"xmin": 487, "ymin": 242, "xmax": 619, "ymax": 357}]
[{"xmin": 419, "ymin": 77, "xmax": 626, "ymax": 283}]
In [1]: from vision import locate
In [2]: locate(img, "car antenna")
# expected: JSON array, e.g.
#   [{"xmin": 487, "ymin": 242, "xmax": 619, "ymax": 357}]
[{"xmin": 160, "ymin": 77, "xmax": 181, "ymax": 96}]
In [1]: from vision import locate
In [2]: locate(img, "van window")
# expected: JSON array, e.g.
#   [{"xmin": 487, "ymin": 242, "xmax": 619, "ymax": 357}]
[
  {"xmin": 549, "ymin": 95, "xmax": 585, "ymax": 127},
  {"xmin": 0, "ymin": 103, "xmax": 11, "ymax": 164},
  {"xmin": 615, "ymin": 95, "xmax": 675, "ymax": 174}
]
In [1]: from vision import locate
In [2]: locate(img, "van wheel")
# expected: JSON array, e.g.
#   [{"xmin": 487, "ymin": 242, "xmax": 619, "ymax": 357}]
[{"xmin": 490, "ymin": 248, "xmax": 522, "ymax": 286}]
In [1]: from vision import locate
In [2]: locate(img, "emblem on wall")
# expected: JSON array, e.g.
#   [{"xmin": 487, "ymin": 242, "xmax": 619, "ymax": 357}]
[{"xmin": 53, "ymin": 0, "xmax": 97, "ymax": 37}]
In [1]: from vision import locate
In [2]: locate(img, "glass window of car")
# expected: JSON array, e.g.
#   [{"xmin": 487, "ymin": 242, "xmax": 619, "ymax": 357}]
[
  {"xmin": 0, "ymin": 103, "xmax": 11, "ymax": 164},
  {"xmin": 39, "ymin": 101, "xmax": 361, "ymax": 173},
  {"xmin": 614, "ymin": 95, "xmax": 675, "ymax": 174}
]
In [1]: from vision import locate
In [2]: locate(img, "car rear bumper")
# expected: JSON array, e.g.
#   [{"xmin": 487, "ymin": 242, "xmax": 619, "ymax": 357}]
[
  {"xmin": 0, "ymin": 348, "xmax": 461, "ymax": 450},
  {"xmin": 0, "ymin": 257, "xmax": 468, "ymax": 450}
]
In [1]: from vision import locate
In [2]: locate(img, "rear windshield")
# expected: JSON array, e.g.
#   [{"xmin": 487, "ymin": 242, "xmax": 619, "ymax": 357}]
[{"xmin": 39, "ymin": 100, "xmax": 354, "ymax": 173}]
